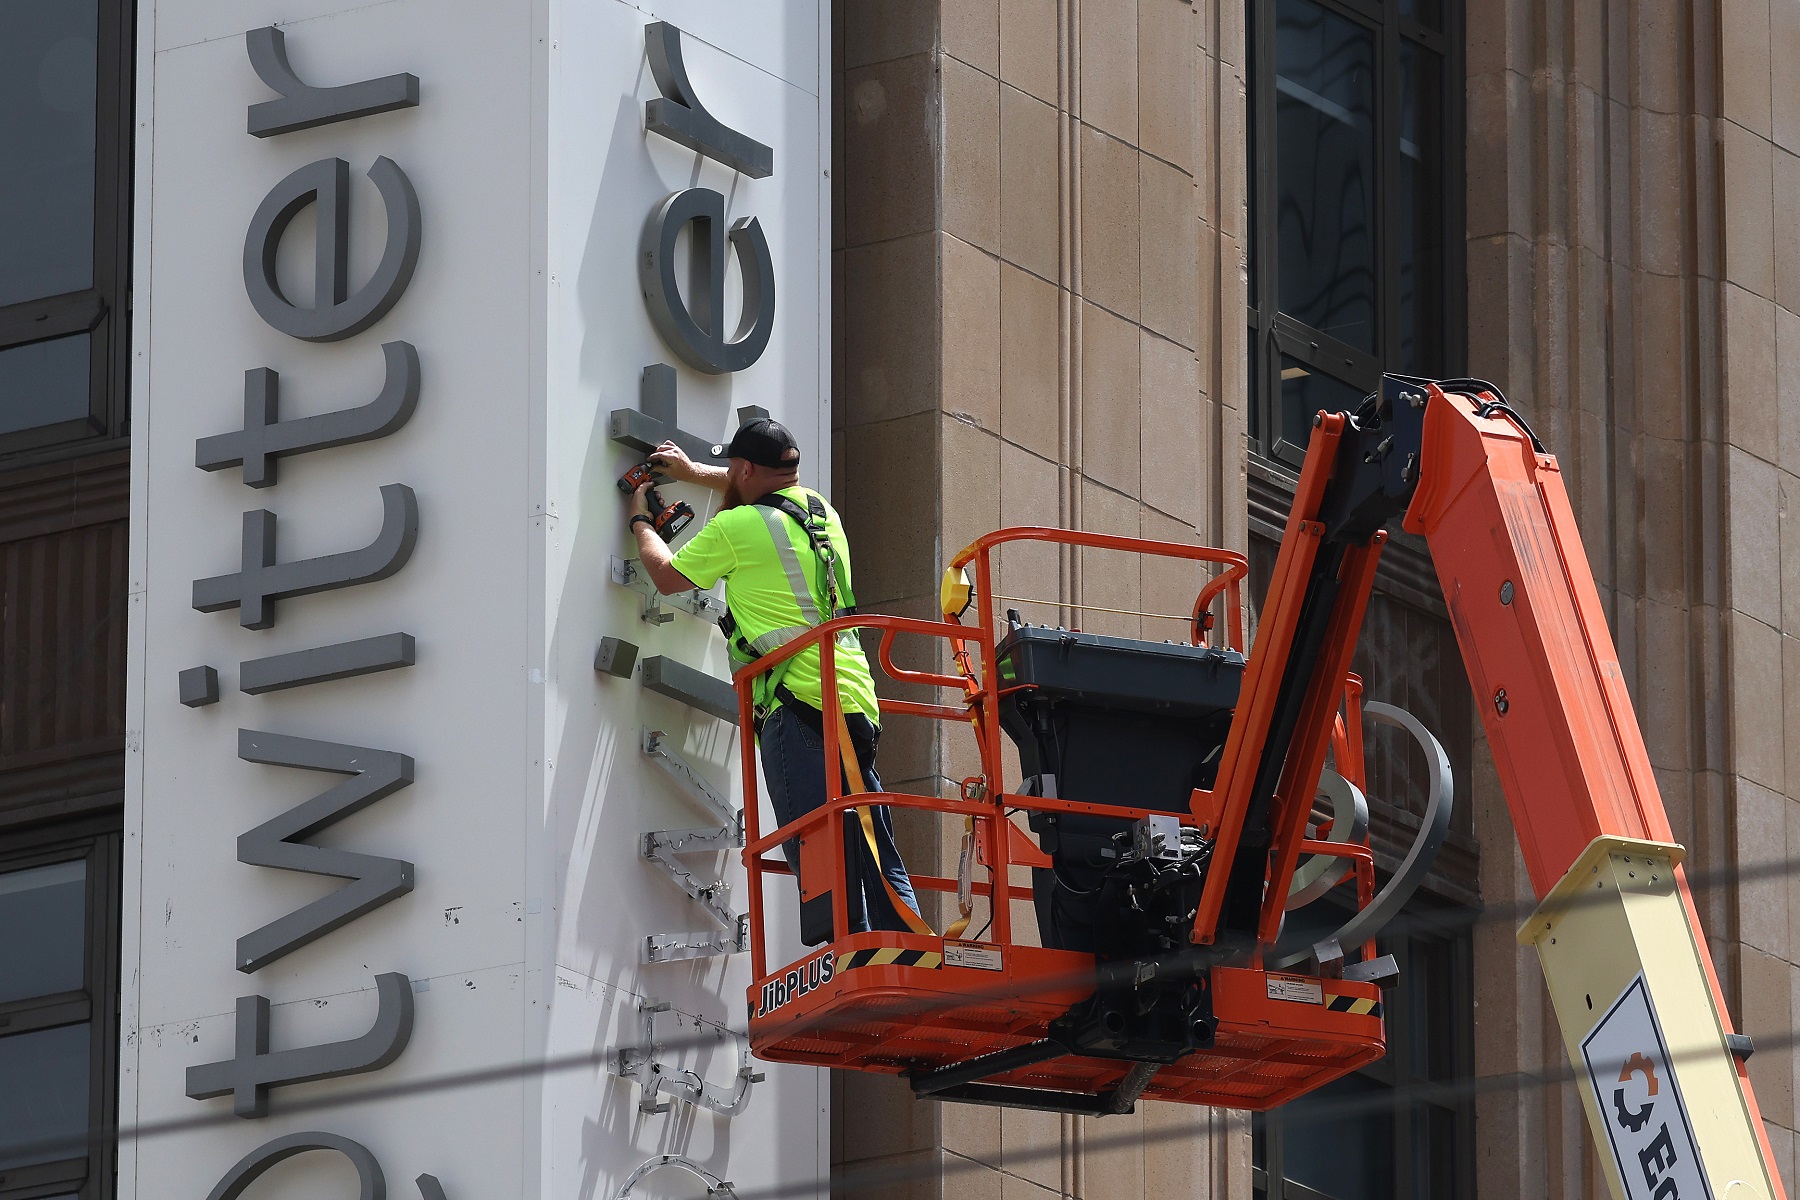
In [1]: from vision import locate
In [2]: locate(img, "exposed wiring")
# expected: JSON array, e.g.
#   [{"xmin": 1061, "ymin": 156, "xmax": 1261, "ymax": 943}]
[{"xmin": 1431, "ymin": 376, "xmax": 1548, "ymax": 454}]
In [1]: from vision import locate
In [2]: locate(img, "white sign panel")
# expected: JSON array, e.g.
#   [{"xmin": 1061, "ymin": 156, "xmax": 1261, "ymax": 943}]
[
  {"xmin": 1581, "ymin": 975, "xmax": 1713, "ymax": 1200},
  {"xmin": 124, "ymin": 2, "xmax": 828, "ymax": 1197}
]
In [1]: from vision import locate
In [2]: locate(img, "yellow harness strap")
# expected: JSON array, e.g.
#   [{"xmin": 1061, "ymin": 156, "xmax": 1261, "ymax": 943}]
[{"xmin": 830, "ymin": 704, "xmax": 949, "ymax": 939}]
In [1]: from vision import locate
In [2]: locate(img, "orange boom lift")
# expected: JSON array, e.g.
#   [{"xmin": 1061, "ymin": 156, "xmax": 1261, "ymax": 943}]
[{"xmin": 735, "ymin": 376, "xmax": 1786, "ymax": 1198}]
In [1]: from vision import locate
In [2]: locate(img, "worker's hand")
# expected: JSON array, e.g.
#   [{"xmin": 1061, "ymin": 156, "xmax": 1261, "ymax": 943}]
[
  {"xmin": 630, "ymin": 480, "xmax": 654, "ymax": 522},
  {"xmin": 648, "ymin": 440, "xmax": 698, "ymax": 483}
]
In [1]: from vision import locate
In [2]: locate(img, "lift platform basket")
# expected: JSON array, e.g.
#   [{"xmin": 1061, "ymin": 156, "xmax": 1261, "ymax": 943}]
[{"xmin": 735, "ymin": 520, "xmax": 1396, "ymax": 1115}]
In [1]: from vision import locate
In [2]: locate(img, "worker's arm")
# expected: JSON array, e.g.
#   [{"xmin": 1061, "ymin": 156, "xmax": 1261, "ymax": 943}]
[
  {"xmin": 649, "ymin": 441, "xmax": 728, "ymax": 492},
  {"xmin": 630, "ymin": 482, "xmax": 700, "ymax": 595}
]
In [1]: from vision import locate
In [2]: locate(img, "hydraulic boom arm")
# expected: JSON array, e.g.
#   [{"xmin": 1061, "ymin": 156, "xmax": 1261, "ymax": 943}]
[
  {"xmin": 736, "ymin": 368, "xmax": 1786, "ymax": 1165},
  {"xmin": 1319, "ymin": 377, "xmax": 1783, "ymax": 1200}
]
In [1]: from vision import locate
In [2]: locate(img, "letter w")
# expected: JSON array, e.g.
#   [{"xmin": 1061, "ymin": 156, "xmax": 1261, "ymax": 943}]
[{"xmin": 235, "ymin": 729, "xmax": 415, "ymax": 973}]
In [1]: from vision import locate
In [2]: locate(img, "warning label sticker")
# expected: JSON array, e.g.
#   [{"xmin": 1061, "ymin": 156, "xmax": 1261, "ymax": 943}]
[
  {"xmin": 1266, "ymin": 974, "xmax": 1324, "ymax": 1005},
  {"xmin": 1580, "ymin": 975, "xmax": 1713, "ymax": 1200},
  {"xmin": 943, "ymin": 940, "xmax": 1004, "ymax": 971}
]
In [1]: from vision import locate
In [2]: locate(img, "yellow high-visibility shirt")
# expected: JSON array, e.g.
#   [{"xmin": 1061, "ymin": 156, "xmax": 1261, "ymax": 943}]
[{"xmin": 671, "ymin": 486, "xmax": 881, "ymax": 721}]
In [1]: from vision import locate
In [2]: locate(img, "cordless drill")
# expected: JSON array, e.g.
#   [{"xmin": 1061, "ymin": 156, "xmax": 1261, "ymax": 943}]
[{"xmin": 617, "ymin": 461, "xmax": 695, "ymax": 541}]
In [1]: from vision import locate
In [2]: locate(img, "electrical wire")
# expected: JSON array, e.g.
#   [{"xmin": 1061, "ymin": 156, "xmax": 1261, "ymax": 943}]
[
  {"xmin": 15, "ymin": 850, "xmax": 1800, "ymax": 1180},
  {"xmin": 25, "ymin": 1015, "xmax": 1800, "ymax": 1200}
]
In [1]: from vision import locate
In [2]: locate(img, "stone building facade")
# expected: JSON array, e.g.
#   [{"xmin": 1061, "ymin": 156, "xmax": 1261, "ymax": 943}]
[
  {"xmin": 832, "ymin": 2, "xmax": 1250, "ymax": 1190},
  {"xmin": 829, "ymin": 0, "xmax": 1800, "ymax": 1197}
]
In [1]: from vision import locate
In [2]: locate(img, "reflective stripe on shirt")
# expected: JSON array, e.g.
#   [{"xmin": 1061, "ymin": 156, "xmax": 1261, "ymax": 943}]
[
  {"xmin": 732, "ymin": 509, "xmax": 862, "ymax": 664},
  {"xmin": 757, "ymin": 506, "xmax": 826, "ymax": 624}
]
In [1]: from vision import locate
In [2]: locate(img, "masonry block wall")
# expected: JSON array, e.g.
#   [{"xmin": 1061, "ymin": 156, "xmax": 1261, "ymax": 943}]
[
  {"xmin": 829, "ymin": 0, "xmax": 1252, "ymax": 1195},
  {"xmin": 1714, "ymin": 0, "xmax": 1800, "ymax": 1190},
  {"xmin": 1465, "ymin": 0, "xmax": 1800, "ymax": 1194}
]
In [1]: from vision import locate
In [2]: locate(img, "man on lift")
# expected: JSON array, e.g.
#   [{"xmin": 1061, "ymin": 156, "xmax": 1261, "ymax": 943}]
[{"xmin": 626, "ymin": 419, "xmax": 923, "ymax": 944}]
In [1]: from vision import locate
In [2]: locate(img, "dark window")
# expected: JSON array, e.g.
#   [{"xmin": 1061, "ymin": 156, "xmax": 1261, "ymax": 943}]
[
  {"xmin": 1247, "ymin": 0, "xmax": 1461, "ymax": 468},
  {"xmin": 0, "ymin": 5, "xmax": 134, "ymax": 1196},
  {"xmin": 1253, "ymin": 909, "xmax": 1475, "ymax": 1200},
  {"xmin": 0, "ymin": 821, "xmax": 120, "ymax": 1200},
  {"xmin": 0, "ymin": 0, "xmax": 133, "ymax": 463},
  {"xmin": 1243, "ymin": 0, "xmax": 1473, "ymax": 1182}
]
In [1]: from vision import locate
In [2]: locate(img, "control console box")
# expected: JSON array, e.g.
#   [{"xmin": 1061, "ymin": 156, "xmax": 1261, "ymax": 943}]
[
  {"xmin": 995, "ymin": 623, "xmax": 1246, "ymax": 719},
  {"xmin": 993, "ymin": 621, "xmax": 1246, "ymax": 952}
]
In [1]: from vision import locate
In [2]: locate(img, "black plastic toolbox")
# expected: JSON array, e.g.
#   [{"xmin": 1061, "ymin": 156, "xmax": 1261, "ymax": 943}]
[{"xmin": 993, "ymin": 621, "xmax": 1246, "ymax": 952}]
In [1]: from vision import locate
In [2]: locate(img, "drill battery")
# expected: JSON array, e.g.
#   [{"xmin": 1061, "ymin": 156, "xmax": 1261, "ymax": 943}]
[{"xmin": 618, "ymin": 461, "xmax": 695, "ymax": 542}]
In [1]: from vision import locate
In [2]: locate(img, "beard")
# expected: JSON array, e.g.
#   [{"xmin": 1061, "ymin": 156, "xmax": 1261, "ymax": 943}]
[{"xmin": 721, "ymin": 476, "xmax": 747, "ymax": 509}]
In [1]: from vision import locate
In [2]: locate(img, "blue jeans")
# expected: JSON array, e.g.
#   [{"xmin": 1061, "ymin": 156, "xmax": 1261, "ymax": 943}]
[{"xmin": 759, "ymin": 703, "xmax": 920, "ymax": 945}]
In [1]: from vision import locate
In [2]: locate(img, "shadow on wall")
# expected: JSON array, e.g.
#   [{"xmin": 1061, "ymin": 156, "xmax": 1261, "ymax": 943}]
[
  {"xmin": 542, "ymin": 356, "xmax": 748, "ymax": 1195},
  {"xmin": 543, "ymin": 79, "xmax": 756, "ymax": 1200}
]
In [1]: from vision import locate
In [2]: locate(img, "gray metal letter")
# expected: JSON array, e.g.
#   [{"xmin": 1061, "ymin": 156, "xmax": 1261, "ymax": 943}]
[
  {"xmin": 233, "ymin": 729, "xmax": 415, "ymax": 972},
  {"xmin": 641, "ymin": 656, "xmax": 738, "ymax": 724},
  {"xmin": 643, "ymin": 22, "xmax": 773, "ymax": 178},
  {"xmin": 595, "ymin": 637, "xmax": 639, "ymax": 679},
  {"xmin": 197, "ymin": 341, "xmax": 421, "ymax": 487},
  {"xmin": 207, "ymin": 1140, "xmax": 449, "ymax": 1200},
  {"xmin": 247, "ymin": 26, "xmax": 420, "ymax": 137},
  {"xmin": 244, "ymin": 157, "xmax": 421, "ymax": 342},
  {"xmin": 609, "ymin": 364, "xmax": 729, "ymax": 463},
  {"xmin": 186, "ymin": 972, "xmax": 414, "ymax": 1117},
  {"xmin": 205, "ymin": 1131, "xmax": 385, "ymax": 1200},
  {"xmin": 640, "ymin": 189, "xmax": 775, "ymax": 375},
  {"xmin": 240, "ymin": 633, "xmax": 416, "ymax": 695},
  {"xmin": 180, "ymin": 666, "xmax": 221, "ymax": 708},
  {"xmin": 192, "ymin": 483, "xmax": 419, "ymax": 629}
]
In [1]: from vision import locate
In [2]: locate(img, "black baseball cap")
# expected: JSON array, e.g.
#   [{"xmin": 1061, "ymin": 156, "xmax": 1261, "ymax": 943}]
[{"xmin": 716, "ymin": 418, "xmax": 800, "ymax": 469}]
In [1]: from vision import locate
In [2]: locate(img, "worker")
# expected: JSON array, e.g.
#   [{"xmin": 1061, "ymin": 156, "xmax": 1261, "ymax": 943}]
[{"xmin": 626, "ymin": 419, "xmax": 922, "ymax": 945}]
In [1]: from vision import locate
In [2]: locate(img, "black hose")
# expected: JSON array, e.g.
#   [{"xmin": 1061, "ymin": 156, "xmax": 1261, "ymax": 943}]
[{"xmin": 1424, "ymin": 376, "xmax": 1548, "ymax": 454}]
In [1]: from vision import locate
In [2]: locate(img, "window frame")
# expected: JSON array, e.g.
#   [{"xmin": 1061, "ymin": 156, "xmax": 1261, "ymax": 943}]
[
  {"xmin": 0, "ymin": 0, "xmax": 136, "ymax": 466},
  {"xmin": 0, "ymin": 817, "xmax": 122, "ymax": 1200},
  {"xmin": 1244, "ymin": 6, "xmax": 1472, "ymax": 1186},
  {"xmin": 1246, "ymin": 0, "xmax": 1465, "ymax": 472}
]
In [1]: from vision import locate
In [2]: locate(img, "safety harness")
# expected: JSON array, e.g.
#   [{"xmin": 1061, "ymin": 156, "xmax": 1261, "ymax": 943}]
[
  {"xmin": 721, "ymin": 490, "xmax": 955, "ymax": 939},
  {"xmin": 718, "ymin": 490, "xmax": 863, "ymax": 726}
]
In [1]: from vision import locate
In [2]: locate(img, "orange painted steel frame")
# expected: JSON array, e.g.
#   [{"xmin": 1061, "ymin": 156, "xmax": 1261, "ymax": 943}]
[
  {"xmin": 736, "ymin": 528, "xmax": 1393, "ymax": 1109},
  {"xmin": 738, "ymin": 531, "xmax": 1251, "ymax": 977},
  {"xmin": 1184, "ymin": 412, "xmax": 1388, "ymax": 953},
  {"xmin": 1403, "ymin": 384, "xmax": 1785, "ymax": 1182}
]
